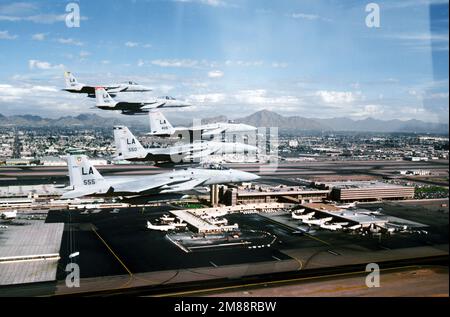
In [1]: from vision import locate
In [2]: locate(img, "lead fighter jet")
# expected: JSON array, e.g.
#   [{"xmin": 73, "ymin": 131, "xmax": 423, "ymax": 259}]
[
  {"xmin": 63, "ymin": 72, "xmax": 151, "ymax": 97},
  {"xmin": 61, "ymin": 155, "xmax": 259, "ymax": 199},
  {"xmin": 95, "ymin": 87, "xmax": 191, "ymax": 115},
  {"xmin": 148, "ymin": 111, "xmax": 257, "ymax": 138}
]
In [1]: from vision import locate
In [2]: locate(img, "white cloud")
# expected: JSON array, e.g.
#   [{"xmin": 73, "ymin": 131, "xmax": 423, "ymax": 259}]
[
  {"xmin": 0, "ymin": 82, "xmax": 92, "ymax": 116},
  {"xmin": 0, "ymin": 84, "xmax": 58, "ymax": 102},
  {"xmin": 136, "ymin": 58, "xmax": 272, "ymax": 69},
  {"xmin": 391, "ymin": 33, "xmax": 449, "ymax": 42},
  {"xmin": 79, "ymin": 51, "xmax": 91, "ymax": 58},
  {"xmin": 290, "ymin": 12, "xmax": 331, "ymax": 22},
  {"xmin": 0, "ymin": 2, "xmax": 37, "ymax": 15},
  {"xmin": 350, "ymin": 82, "xmax": 360, "ymax": 89},
  {"xmin": 428, "ymin": 92, "xmax": 449, "ymax": 99},
  {"xmin": 235, "ymin": 89, "xmax": 299, "ymax": 106},
  {"xmin": 184, "ymin": 81, "xmax": 209, "ymax": 88},
  {"xmin": 174, "ymin": 0, "xmax": 229, "ymax": 7},
  {"xmin": 316, "ymin": 90, "xmax": 356, "ymax": 104},
  {"xmin": 0, "ymin": 30, "xmax": 18, "ymax": 40},
  {"xmin": 124, "ymin": 42, "xmax": 152, "ymax": 48},
  {"xmin": 125, "ymin": 41, "xmax": 139, "ymax": 47},
  {"xmin": 187, "ymin": 93, "xmax": 226, "ymax": 103},
  {"xmin": 208, "ymin": 70, "xmax": 224, "ymax": 78},
  {"xmin": 151, "ymin": 59, "xmax": 199, "ymax": 68},
  {"xmin": 0, "ymin": 3, "xmax": 88, "ymax": 24},
  {"xmin": 101, "ymin": 60, "xmax": 110, "ymax": 65},
  {"xmin": 157, "ymin": 85, "xmax": 174, "ymax": 94},
  {"xmin": 0, "ymin": 14, "xmax": 68, "ymax": 24},
  {"xmin": 31, "ymin": 33, "xmax": 46, "ymax": 41},
  {"xmin": 385, "ymin": 32, "xmax": 449, "ymax": 51},
  {"xmin": 201, "ymin": 0, "xmax": 227, "ymax": 6},
  {"xmin": 272, "ymin": 62, "xmax": 288, "ymax": 68},
  {"xmin": 408, "ymin": 89, "xmax": 418, "ymax": 96},
  {"xmin": 28, "ymin": 60, "xmax": 64, "ymax": 70},
  {"xmin": 57, "ymin": 38, "xmax": 83, "ymax": 46},
  {"xmin": 291, "ymin": 13, "xmax": 320, "ymax": 20},
  {"xmin": 398, "ymin": 106, "xmax": 428, "ymax": 116},
  {"xmin": 225, "ymin": 60, "xmax": 264, "ymax": 67},
  {"xmin": 30, "ymin": 85, "xmax": 59, "ymax": 93},
  {"xmin": 353, "ymin": 104, "xmax": 385, "ymax": 117}
]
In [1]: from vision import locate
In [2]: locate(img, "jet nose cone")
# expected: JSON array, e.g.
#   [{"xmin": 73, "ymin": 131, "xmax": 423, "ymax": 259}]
[{"xmin": 237, "ymin": 170, "xmax": 260, "ymax": 182}]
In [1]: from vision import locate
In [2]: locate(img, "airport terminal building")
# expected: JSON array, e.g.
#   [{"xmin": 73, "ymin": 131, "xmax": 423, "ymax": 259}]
[
  {"xmin": 317, "ymin": 181, "xmax": 415, "ymax": 202},
  {"xmin": 219, "ymin": 184, "xmax": 330, "ymax": 206},
  {"xmin": 217, "ymin": 181, "xmax": 415, "ymax": 206}
]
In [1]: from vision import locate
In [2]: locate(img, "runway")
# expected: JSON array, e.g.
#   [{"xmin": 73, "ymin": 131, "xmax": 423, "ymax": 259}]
[{"xmin": 0, "ymin": 159, "xmax": 448, "ymax": 187}]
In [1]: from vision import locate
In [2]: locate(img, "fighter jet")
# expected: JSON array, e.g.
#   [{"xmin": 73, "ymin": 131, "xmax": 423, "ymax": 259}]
[
  {"xmin": 95, "ymin": 88, "xmax": 191, "ymax": 115},
  {"xmin": 146, "ymin": 221, "xmax": 176, "ymax": 231},
  {"xmin": 63, "ymin": 72, "xmax": 151, "ymax": 97},
  {"xmin": 335, "ymin": 202, "xmax": 357, "ymax": 209},
  {"xmin": 61, "ymin": 155, "xmax": 259, "ymax": 199},
  {"xmin": 302, "ymin": 217, "xmax": 334, "ymax": 226},
  {"xmin": 113, "ymin": 126, "xmax": 258, "ymax": 164},
  {"xmin": 291, "ymin": 211, "xmax": 315, "ymax": 220},
  {"xmin": 0, "ymin": 210, "xmax": 17, "ymax": 220},
  {"xmin": 148, "ymin": 111, "xmax": 257, "ymax": 138},
  {"xmin": 319, "ymin": 222, "xmax": 347, "ymax": 231}
]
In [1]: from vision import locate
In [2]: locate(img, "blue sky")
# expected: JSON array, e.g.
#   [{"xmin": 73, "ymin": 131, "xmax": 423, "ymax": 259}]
[{"xmin": 0, "ymin": 0, "xmax": 448, "ymax": 123}]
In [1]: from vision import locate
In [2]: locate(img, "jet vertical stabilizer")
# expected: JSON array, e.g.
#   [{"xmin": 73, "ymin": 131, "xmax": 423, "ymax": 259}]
[
  {"xmin": 148, "ymin": 111, "xmax": 176, "ymax": 136},
  {"xmin": 113, "ymin": 126, "xmax": 146, "ymax": 160},
  {"xmin": 95, "ymin": 87, "xmax": 118, "ymax": 108},
  {"xmin": 64, "ymin": 72, "xmax": 80, "ymax": 89},
  {"xmin": 63, "ymin": 155, "xmax": 107, "ymax": 198}
]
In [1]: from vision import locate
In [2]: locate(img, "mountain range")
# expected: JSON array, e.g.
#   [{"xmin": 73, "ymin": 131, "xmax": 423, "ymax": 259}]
[
  {"xmin": 235, "ymin": 110, "xmax": 449, "ymax": 134},
  {"xmin": 0, "ymin": 113, "xmax": 147, "ymax": 129},
  {"xmin": 0, "ymin": 110, "xmax": 448, "ymax": 134}
]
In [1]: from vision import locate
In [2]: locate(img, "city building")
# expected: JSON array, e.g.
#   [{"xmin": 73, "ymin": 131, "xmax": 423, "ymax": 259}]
[
  {"xmin": 317, "ymin": 181, "xmax": 415, "ymax": 202},
  {"xmin": 220, "ymin": 184, "xmax": 330, "ymax": 206}
]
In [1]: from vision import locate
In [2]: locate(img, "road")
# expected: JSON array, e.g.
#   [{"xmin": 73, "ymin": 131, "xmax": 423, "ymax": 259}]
[{"xmin": 206, "ymin": 266, "xmax": 449, "ymax": 297}]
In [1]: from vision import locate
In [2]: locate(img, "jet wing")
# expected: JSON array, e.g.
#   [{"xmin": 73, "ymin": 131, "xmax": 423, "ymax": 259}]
[
  {"xmin": 140, "ymin": 102, "xmax": 159, "ymax": 110},
  {"xmin": 184, "ymin": 148, "xmax": 217, "ymax": 160},
  {"xmin": 83, "ymin": 85, "xmax": 121, "ymax": 94},
  {"xmin": 111, "ymin": 177, "xmax": 176, "ymax": 194},
  {"xmin": 146, "ymin": 146, "xmax": 205, "ymax": 159},
  {"xmin": 145, "ymin": 103, "xmax": 190, "ymax": 109},
  {"xmin": 160, "ymin": 178, "xmax": 208, "ymax": 193},
  {"xmin": 86, "ymin": 86, "xmax": 121, "ymax": 98},
  {"xmin": 106, "ymin": 86, "xmax": 127, "ymax": 92},
  {"xmin": 140, "ymin": 102, "xmax": 189, "ymax": 111},
  {"xmin": 113, "ymin": 176, "xmax": 208, "ymax": 194}
]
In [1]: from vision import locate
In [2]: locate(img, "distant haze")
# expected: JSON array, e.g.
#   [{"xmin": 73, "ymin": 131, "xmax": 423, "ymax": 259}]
[{"xmin": 1, "ymin": 110, "xmax": 448, "ymax": 134}]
